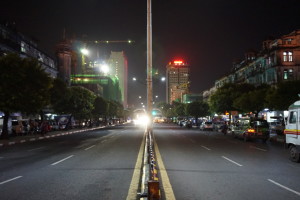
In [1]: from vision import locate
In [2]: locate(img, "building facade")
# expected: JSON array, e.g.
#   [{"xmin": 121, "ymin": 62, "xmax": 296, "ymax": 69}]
[
  {"xmin": 166, "ymin": 60, "xmax": 190, "ymax": 104},
  {"xmin": 108, "ymin": 51, "xmax": 128, "ymax": 108},
  {"xmin": 207, "ymin": 29, "xmax": 300, "ymax": 100},
  {"xmin": 0, "ymin": 23, "xmax": 57, "ymax": 78}
]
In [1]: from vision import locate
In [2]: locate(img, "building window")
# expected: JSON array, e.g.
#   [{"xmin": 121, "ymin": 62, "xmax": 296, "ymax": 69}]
[
  {"xmin": 283, "ymin": 69, "xmax": 288, "ymax": 80},
  {"xmin": 283, "ymin": 51, "xmax": 293, "ymax": 62},
  {"xmin": 288, "ymin": 52, "xmax": 293, "ymax": 62},
  {"xmin": 283, "ymin": 69, "xmax": 293, "ymax": 80},
  {"xmin": 283, "ymin": 52, "xmax": 287, "ymax": 62}
]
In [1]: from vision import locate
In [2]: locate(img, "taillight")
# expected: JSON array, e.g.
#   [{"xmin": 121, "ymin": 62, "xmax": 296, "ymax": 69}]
[{"xmin": 247, "ymin": 128, "xmax": 255, "ymax": 133}]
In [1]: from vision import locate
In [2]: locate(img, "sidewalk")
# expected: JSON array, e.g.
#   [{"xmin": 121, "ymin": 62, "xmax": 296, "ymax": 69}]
[{"xmin": 0, "ymin": 126, "xmax": 107, "ymax": 148}]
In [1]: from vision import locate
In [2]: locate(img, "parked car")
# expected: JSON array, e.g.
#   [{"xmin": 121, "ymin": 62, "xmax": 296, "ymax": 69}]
[
  {"xmin": 200, "ymin": 121, "xmax": 213, "ymax": 131},
  {"xmin": 49, "ymin": 120, "xmax": 59, "ymax": 131},
  {"xmin": 213, "ymin": 121, "xmax": 225, "ymax": 131},
  {"xmin": 231, "ymin": 118, "xmax": 270, "ymax": 142}
]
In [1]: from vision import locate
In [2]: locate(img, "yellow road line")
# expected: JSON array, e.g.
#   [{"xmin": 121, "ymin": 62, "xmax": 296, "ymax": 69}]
[
  {"xmin": 126, "ymin": 132, "xmax": 146, "ymax": 200},
  {"xmin": 154, "ymin": 141, "xmax": 176, "ymax": 200}
]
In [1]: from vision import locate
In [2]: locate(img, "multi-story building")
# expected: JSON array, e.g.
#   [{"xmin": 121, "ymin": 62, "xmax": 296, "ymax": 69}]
[
  {"xmin": 0, "ymin": 23, "xmax": 57, "ymax": 78},
  {"xmin": 56, "ymin": 38, "xmax": 123, "ymax": 104},
  {"xmin": 166, "ymin": 60, "xmax": 190, "ymax": 104},
  {"xmin": 210, "ymin": 29, "xmax": 300, "ymax": 95},
  {"xmin": 108, "ymin": 51, "xmax": 128, "ymax": 108}
]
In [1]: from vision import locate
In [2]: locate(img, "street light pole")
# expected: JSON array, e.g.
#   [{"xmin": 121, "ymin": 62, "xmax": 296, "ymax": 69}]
[{"xmin": 147, "ymin": 0, "xmax": 153, "ymax": 126}]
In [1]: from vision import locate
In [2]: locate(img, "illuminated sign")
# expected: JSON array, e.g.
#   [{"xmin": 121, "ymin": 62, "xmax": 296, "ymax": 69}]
[{"xmin": 174, "ymin": 60, "xmax": 183, "ymax": 65}]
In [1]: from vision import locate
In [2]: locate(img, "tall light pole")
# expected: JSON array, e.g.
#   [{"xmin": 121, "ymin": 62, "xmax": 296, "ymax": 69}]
[{"xmin": 147, "ymin": 0, "xmax": 153, "ymax": 125}]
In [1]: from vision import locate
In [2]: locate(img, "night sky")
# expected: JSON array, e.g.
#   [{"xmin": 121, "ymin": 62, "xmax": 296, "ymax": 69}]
[{"xmin": 1, "ymin": 0, "xmax": 300, "ymax": 106}]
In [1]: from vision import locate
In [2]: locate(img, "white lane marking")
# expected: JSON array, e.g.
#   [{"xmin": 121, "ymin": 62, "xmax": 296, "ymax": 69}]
[
  {"xmin": 84, "ymin": 145, "xmax": 95, "ymax": 151},
  {"xmin": 126, "ymin": 131, "xmax": 146, "ymax": 200},
  {"xmin": 222, "ymin": 156, "xmax": 243, "ymax": 167},
  {"xmin": 0, "ymin": 176, "xmax": 23, "ymax": 185},
  {"xmin": 250, "ymin": 146, "xmax": 267, "ymax": 152},
  {"xmin": 28, "ymin": 147, "xmax": 45, "ymax": 152},
  {"xmin": 51, "ymin": 155, "xmax": 74, "ymax": 166},
  {"xmin": 201, "ymin": 145, "xmax": 211, "ymax": 151},
  {"xmin": 154, "ymin": 140, "xmax": 176, "ymax": 199},
  {"xmin": 101, "ymin": 140, "xmax": 107, "ymax": 143},
  {"xmin": 268, "ymin": 179, "xmax": 300, "ymax": 196}
]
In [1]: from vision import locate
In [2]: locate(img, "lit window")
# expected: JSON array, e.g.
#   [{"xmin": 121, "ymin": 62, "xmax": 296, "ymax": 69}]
[
  {"xmin": 288, "ymin": 52, "xmax": 293, "ymax": 62},
  {"xmin": 283, "ymin": 69, "xmax": 288, "ymax": 80},
  {"xmin": 283, "ymin": 52, "xmax": 287, "ymax": 62}
]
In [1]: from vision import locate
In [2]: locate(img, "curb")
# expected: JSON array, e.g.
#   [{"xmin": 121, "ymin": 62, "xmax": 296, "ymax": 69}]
[{"xmin": 0, "ymin": 125, "xmax": 111, "ymax": 148}]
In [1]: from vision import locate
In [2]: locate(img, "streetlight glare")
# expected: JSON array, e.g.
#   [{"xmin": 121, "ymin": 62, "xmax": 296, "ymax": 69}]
[
  {"xmin": 133, "ymin": 77, "xmax": 137, "ymax": 81},
  {"xmin": 161, "ymin": 77, "xmax": 166, "ymax": 81},
  {"xmin": 80, "ymin": 48, "xmax": 89, "ymax": 55},
  {"xmin": 100, "ymin": 64, "xmax": 109, "ymax": 74}
]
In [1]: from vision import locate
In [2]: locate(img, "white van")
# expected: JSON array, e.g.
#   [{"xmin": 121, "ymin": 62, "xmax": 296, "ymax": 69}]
[{"xmin": 285, "ymin": 100, "xmax": 300, "ymax": 162}]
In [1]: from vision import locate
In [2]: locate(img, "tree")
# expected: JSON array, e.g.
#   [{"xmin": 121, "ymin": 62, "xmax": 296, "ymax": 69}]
[
  {"xmin": 233, "ymin": 84, "xmax": 270, "ymax": 116},
  {"xmin": 61, "ymin": 86, "xmax": 96, "ymax": 124},
  {"xmin": 209, "ymin": 83, "xmax": 255, "ymax": 114},
  {"xmin": 49, "ymin": 77, "xmax": 72, "ymax": 117},
  {"xmin": 186, "ymin": 101, "xmax": 210, "ymax": 124},
  {"xmin": 92, "ymin": 96, "xmax": 108, "ymax": 121},
  {"xmin": 266, "ymin": 80, "xmax": 300, "ymax": 110},
  {"xmin": 174, "ymin": 102, "xmax": 186, "ymax": 117},
  {"xmin": 0, "ymin": 54, "xmax": 52, "ymax": 139},
  {"xmin": 155, "ymin": 102, "xmax": 172, "ymax": 117}
]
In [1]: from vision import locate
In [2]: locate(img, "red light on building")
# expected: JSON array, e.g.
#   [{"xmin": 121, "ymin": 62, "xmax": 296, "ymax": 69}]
[{"xmin": 174, "ymin": 60, "xmax": 184, "ymax": 65}]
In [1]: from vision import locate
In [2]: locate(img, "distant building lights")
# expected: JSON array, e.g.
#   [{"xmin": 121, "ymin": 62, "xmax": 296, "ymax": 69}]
[{"xmin": 174, "ymin": 60, "xmax": 184, "ymax": 65}]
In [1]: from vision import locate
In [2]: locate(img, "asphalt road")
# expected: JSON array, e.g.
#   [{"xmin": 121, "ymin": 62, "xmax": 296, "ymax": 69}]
[
  {"xmin": 154, "ymin": 123, "xmax": 300, "ymax": 200},
  {"xmin": 1, "ymin": 123, "xmax": 300, "ymax": 200},
  {"xmin": 0, "ymin": 124, "xmax": 144, "ymax": 200}
]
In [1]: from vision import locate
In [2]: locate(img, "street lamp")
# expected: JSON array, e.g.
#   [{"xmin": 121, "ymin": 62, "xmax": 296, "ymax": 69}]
[
  {"xmin": 80, "ymin": 48, "xmax": 89, "ymax": 56},
  {"xmin": 100, "ymin": 63, "xmax": 109, "ymax": 74}
]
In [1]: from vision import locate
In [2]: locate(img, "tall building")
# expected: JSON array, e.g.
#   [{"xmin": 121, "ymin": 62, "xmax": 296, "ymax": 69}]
[
  {"xmin": 108, "ymin": 51, "xmax": 128, "ymax": 108},
  {"xmin": 166, "ymin": 60, "xmax": 190, "ymax": 104},
  {"xmin": 56, "ymin": 38, "xmax": 72, "ymax": 85}
]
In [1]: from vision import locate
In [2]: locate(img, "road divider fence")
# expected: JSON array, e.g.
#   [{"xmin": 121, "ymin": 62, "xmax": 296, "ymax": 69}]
[{"xmin": 139, "ymin": 129, "xmax": 160, "ymax": 200}]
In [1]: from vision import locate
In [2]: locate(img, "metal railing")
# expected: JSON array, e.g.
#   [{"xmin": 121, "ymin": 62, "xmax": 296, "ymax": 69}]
[{"xmin": 139, "ymin": 128, "xmax": 160, "ymax": 200}]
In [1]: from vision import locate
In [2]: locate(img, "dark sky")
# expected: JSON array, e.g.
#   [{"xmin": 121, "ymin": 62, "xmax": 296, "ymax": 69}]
[{"xmin": 1, "ymin": 0, "xmax": 300, "ymax": 106}]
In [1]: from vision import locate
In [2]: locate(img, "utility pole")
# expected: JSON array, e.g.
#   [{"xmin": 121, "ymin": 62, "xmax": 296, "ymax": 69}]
[{"xmin": 147, "ymin": 0, "xmax": 153, "ymax": 127}]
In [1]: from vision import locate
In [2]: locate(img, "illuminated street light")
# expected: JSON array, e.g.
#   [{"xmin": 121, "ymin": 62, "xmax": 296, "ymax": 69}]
[
  {"xmin": 155, "ymin": 95, "xmax": 158, "ymax": 98},
  {"xmin": 100, "ymin": 63, "xmax": 109, "ymax": 74},
  {"xmin": 161, "ymin": 77, "xmax": 166, "ymax": 82},
  {"xmin": 139, "ymin": 96, "xmax": 142, "ymax": 99},
  {"xmin": 80, "ymin": 48, "xmax": 89, "ymax": 55},
  {"xmin": 133, "ymin": 77, "xmax": 137, "ymax": 81}
]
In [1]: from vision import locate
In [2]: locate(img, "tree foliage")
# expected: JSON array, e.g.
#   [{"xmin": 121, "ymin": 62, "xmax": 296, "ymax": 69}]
[
  {"xmin": 0, "ymin": 53, "xmax": 52, "ymax": 138},
  {"xmin": 266, "ymin": 80, "xmax": 300, "ymax": 110},
  {"xmin": 63, "ymin": 86, "xmax": 96, "ymax": 121},
  {"xmin": 186, "ymin": 101, "xmax": 210, "ymax": 118},
  {"xmin": 233, "ymin": 84, "xmax": 270, "ymax": 116},
  {"xmin": 92, "ymin": 96, "xmax": 108, "ymax": 119},
  {"xmin": 209, "ymin": 83, "xmax": 255, "ymax": 114}
]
